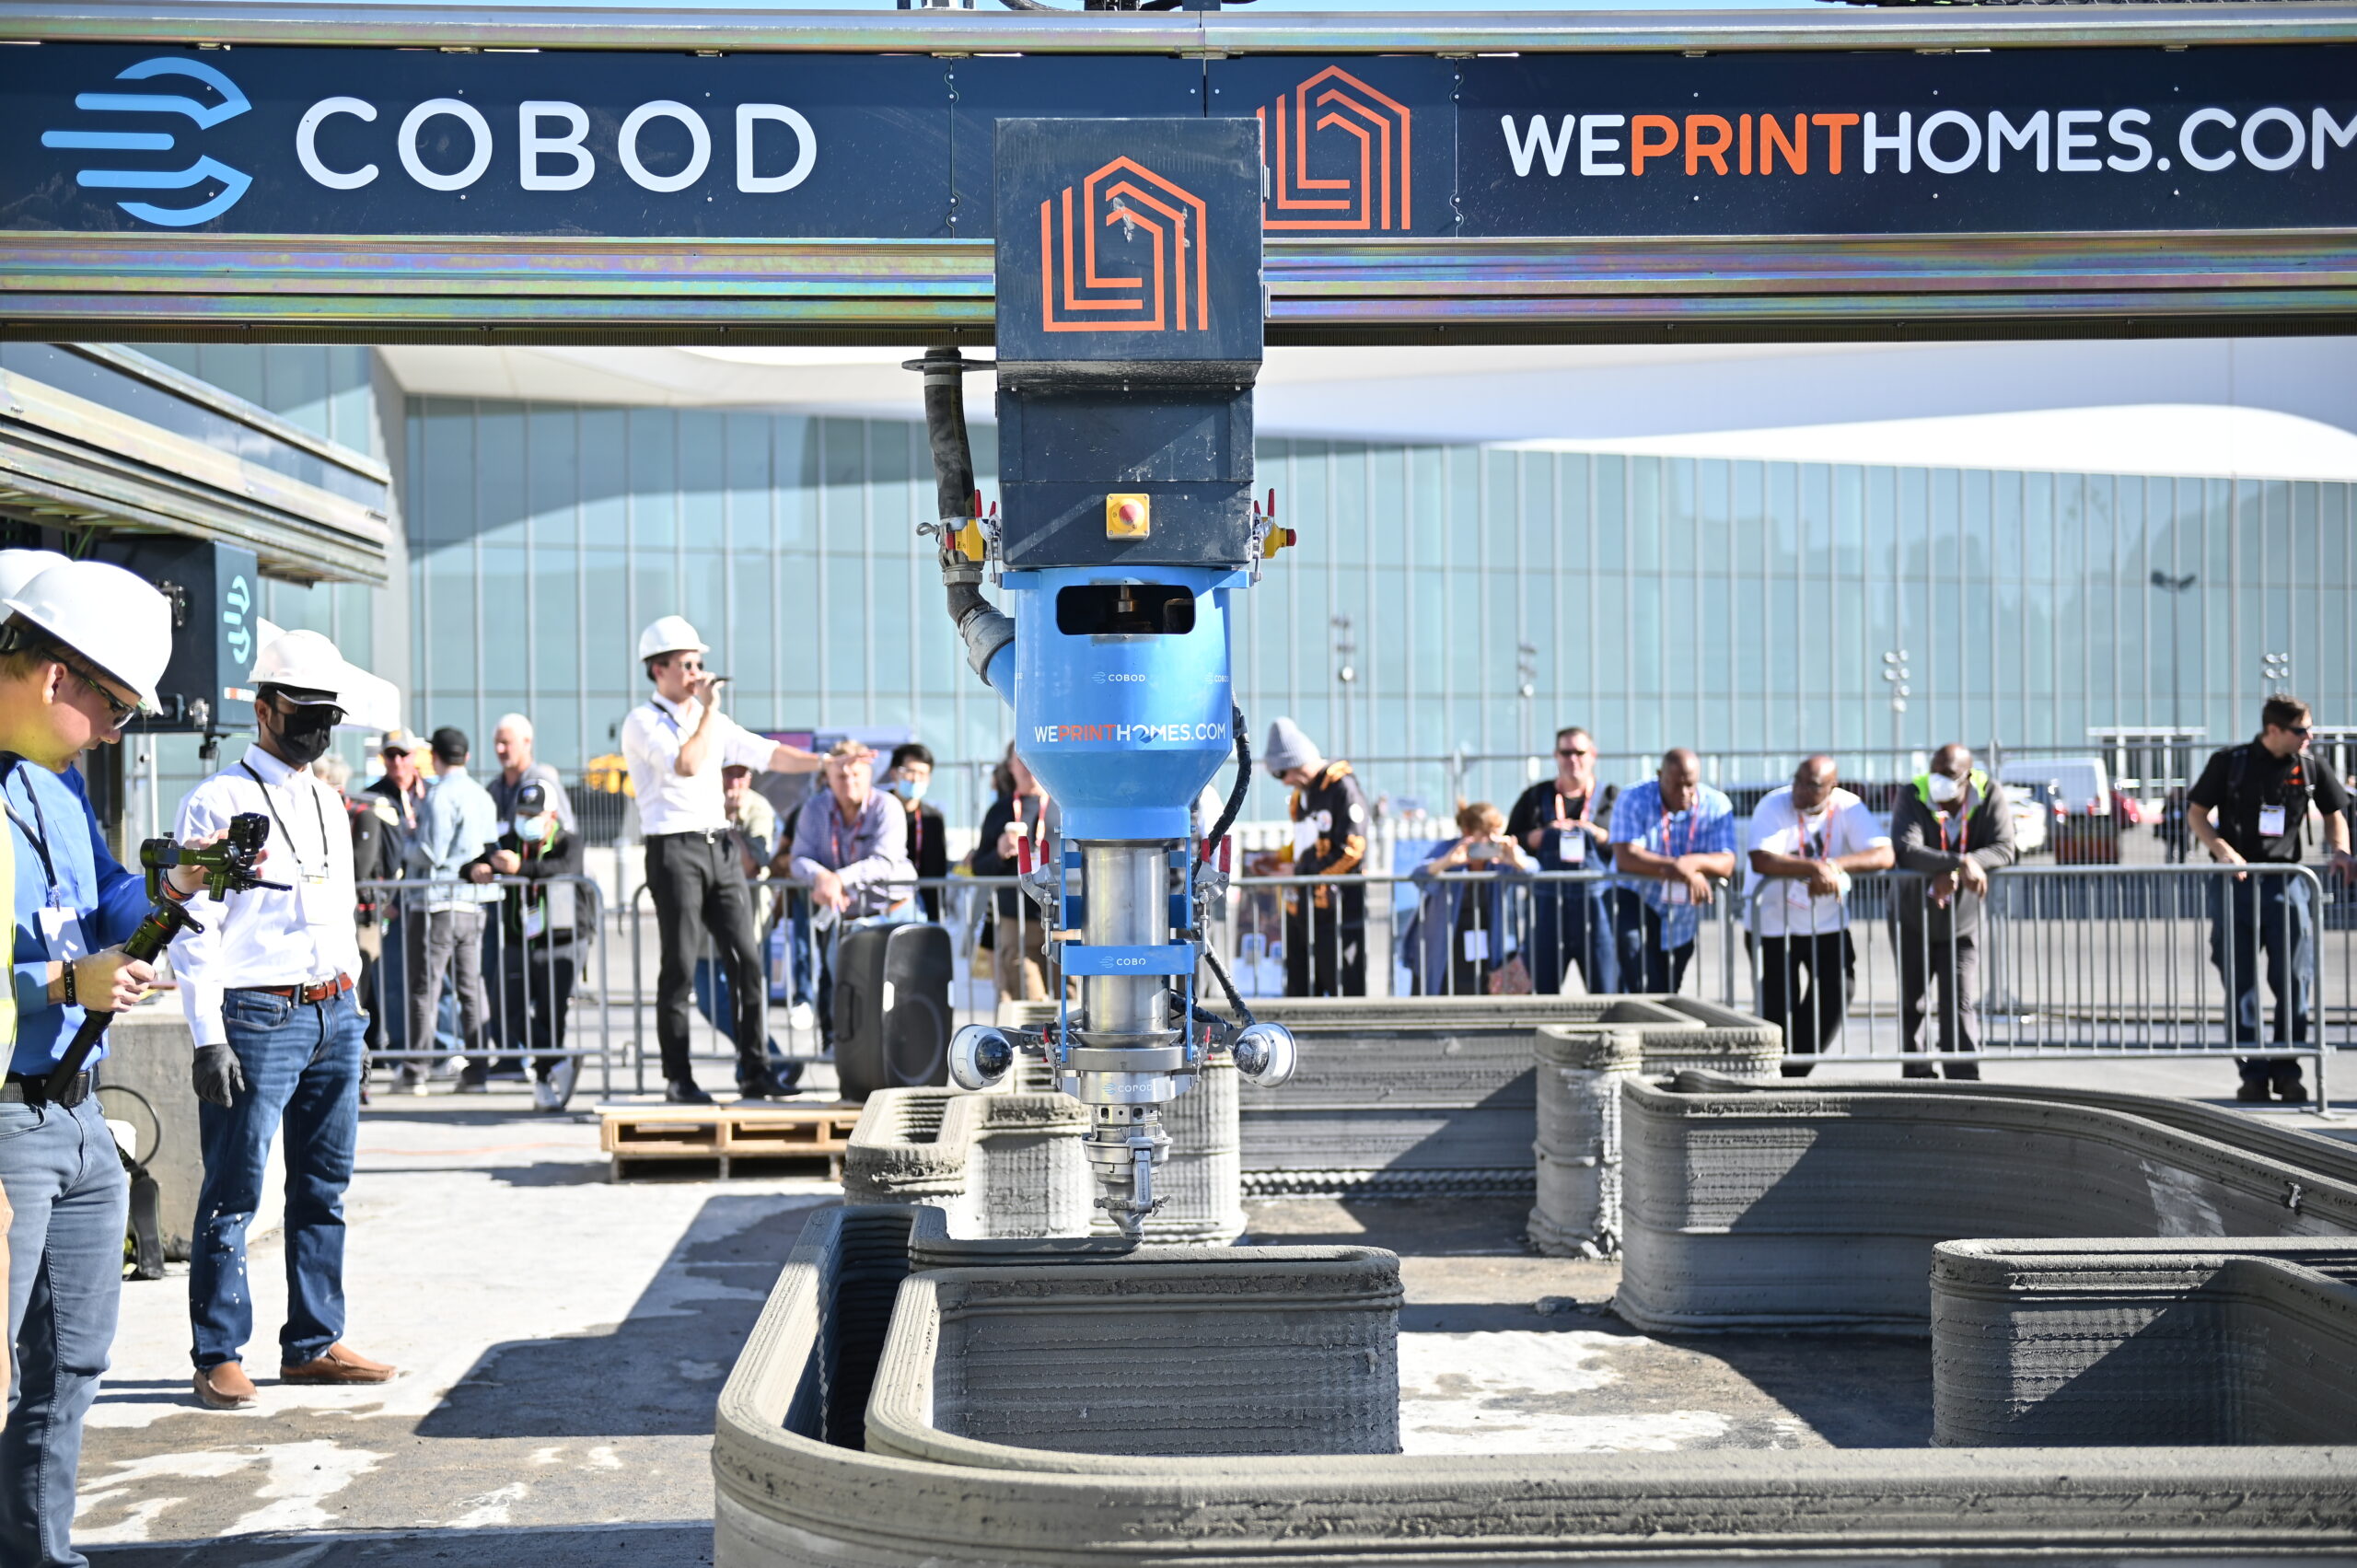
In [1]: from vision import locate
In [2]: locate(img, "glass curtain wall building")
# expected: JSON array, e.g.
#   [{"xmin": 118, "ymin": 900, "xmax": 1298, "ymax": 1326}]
[{"xmin": 106, "ymin": 344, "xmax": 2357, "ymax": 835}]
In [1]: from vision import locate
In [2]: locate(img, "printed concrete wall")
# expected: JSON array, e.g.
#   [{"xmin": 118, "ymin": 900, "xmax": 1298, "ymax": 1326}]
[
  {"xmin": 842, "ymin": 1090, "xmax": 1094, "ymax": 1239},
  {"xmin": 1528, "ymin": 1027, "xmax": 1644, "ymax": 1259},
  {"xmin": 1933, "ymin": 1237, "xmax": 2357, "ymax": 1446},
  {"xmin": 1619, "ymin": 1075, "xmax": 2357, "ymax": 1333},
  {"xmin": 867, "ymin": 1246, "xmax": 1401, "ymax": 1461},
  {"xmin": 713, "ymin": 1203, "xmax": 2357, "ymax": 1566}
]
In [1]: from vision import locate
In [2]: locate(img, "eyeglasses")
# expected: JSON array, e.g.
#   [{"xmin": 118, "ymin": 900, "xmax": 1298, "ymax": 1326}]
[
  {"xmin": 64, "ymin": 662, "xmax": 135, "ymax": 727},
  {"xmin": 2289, "ymin": 725, "xmax": 2314, "ymax": 736}
]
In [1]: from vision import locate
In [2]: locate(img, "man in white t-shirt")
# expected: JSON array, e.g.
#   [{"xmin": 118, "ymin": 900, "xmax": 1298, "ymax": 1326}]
[{"xmin": 1746, "ymin": 755, "xmax": 1893, "ymax": 1077}]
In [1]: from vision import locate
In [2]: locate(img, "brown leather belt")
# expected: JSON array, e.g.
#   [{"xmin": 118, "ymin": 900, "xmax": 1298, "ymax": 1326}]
[{"xmin": 238, "ymin": 973, "xmax": 354, "ymax": 1005}]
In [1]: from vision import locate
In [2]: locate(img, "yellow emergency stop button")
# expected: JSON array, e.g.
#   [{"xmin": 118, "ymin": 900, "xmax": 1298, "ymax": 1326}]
[{"xmin": 1106, "ymin": 494, "xmax": 1151, "ymax": 540}]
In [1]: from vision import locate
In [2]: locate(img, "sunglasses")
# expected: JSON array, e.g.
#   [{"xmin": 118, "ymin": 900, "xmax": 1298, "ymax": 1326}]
[{"xmin": 1556, "ymin": 748, "xmax": 1594, "ymax": 759}]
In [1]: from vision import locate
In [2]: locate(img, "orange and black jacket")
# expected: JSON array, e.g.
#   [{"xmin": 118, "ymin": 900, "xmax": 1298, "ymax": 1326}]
[{"xmin": 1289, "ymin": 761, "xmax": 1370, "ymax": 915}]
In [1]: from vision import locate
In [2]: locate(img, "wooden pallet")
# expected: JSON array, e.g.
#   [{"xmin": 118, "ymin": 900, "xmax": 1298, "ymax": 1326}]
[{"xmin": 598, "ymin": 1100, "xmax": 865, "ymax": 1180}]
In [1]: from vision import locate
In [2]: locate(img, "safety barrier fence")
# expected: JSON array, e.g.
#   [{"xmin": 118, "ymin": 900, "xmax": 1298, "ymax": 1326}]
[
  {"xmin": 348, "ymin": 875, "xmax": 612, "ymax": 1102},
  {"xmin": 602, "ymin": 858, "xmax": 2351, "ymax": 1109}
]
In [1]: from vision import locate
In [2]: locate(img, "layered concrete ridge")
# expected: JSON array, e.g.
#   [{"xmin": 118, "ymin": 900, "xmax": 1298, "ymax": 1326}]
[
  {"xmin": 1202, "ymin": 995, "xmax": 1777, "ymax": 1197},
  {"xmin": 1529, "ymin": 1026, "xmax": 1644, "ymax": 1259},
  {"xmin": 1933, "ymin": 1237, "xmax": 2357, "ymax": 1447},
  {"xmin": 867, "ymin": 1239, "xmax": 1401, "ymax": 1461},
  {"xmin": 842, "ymin": 1089, "xmax": 1093, "ymax": 1239},
  {"xmin": 713, "ymin": 1203, "xmax": 2357, "ymax": 1565},
  {"xmin": 1620, "ymin": 1074, "xmax": 2357, "ymax": 1334}
]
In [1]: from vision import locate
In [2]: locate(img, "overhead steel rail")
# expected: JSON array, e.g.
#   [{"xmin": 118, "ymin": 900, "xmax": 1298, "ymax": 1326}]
[{"xmin": 3, "ymin": 2, "xmax": 2353, "ymax": 344}]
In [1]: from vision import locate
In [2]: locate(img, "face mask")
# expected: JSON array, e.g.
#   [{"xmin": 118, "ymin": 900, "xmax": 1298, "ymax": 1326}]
[
  {"xmin": 890, "ymin": 776, "xmax": 926, "ymax": 802},
  {"xmin": 513, "ymin": 813, "xmax": 553, "ymax": 842},
  {"xmin": 1927, "ymin": 772, "xmax": 1964, "ymax": 806},
  {"xmin": 274, "ymin": 705, "xmax": 338, "ymax": 767}
]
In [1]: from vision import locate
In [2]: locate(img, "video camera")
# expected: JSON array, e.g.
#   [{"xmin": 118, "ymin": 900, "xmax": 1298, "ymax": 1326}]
[
  {"xmin": 140, "ymin": 811, "xmax": 284, "ymax": 903},
  {"xmin": 40, "ymin": 813, "xmax": 286, "ymax": 1100}
]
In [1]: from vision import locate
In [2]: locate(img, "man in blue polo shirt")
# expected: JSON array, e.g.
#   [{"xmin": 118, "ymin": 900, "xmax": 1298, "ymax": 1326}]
[
  {"xmin": 1608, "ymin": 747, "xmax": 1738, "ymax": 994},
  {"xmin": 0, "ymin": 557, "xmax": 205, "ymax": 1568}
]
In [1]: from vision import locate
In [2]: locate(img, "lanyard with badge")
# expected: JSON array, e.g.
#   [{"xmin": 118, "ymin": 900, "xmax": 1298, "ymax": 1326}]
[
  {"xmin": 1661, "ymin": 804, "xmax": 1701, "ymax": 905},
  {"xmin": 2258, "ymin": 760, "xmax": 2303, "ymax": 840},
  {"xmin": 3, "ymin": 768, "xmax": 91, "ymax": 969},
  {"xmin": 241, "ymin": 761, "xmax": 336, "ymax": 925},
  {"xmin": 1786, "ymin": 805, "xmax": 1834, "ymax": 912},
  {"xmin": 1555, "ymin": 788, "xmax": 1596, "ymax": 867}
]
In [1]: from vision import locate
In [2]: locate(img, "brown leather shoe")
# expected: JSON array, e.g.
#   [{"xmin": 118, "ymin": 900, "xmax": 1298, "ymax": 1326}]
[
  {"xmin": 193, "ymin": 1362, "xmax": 258, "ymax": 1410},
  {"xmin": 280, "ymin": 1342, "xmax": 396, "ymax": 1385}
]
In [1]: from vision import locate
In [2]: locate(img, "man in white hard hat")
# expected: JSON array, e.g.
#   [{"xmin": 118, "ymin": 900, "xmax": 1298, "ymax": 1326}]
[
  {"xmin": 621, "ymin": 616, "xmax": 820, "ymax": 1103},
  {"xmin": 170, "ymin": 627, "xmax": 395, "ymax": 1411},
  {"xmin": 0, "ymin": 558, "xmax": 213, "ymax": 1568}
]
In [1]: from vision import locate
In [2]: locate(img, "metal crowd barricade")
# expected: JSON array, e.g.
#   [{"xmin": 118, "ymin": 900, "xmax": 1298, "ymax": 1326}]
[
  {"xmin": 1738, "ymin": 862, "xmax": 2335, "ymax": 1110},
  {"xmin": 354, "ymin": 875, "xmax": 611, "ymax": 1098}
]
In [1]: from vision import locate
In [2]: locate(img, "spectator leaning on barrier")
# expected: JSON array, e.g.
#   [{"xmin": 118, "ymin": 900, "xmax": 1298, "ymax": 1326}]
[
  {"xmin": 1405, "ymin": 802, "xmax": 1535, "ymax": 997},
  {"xmin": 1256, "ymin": 717, "xmax": 1370, "ymax": 999},
  {"xmin": 173, "ymin": 629, "xmax": 397, "ymax": 1413},
  {"xmin": 788, "ymin": 741, "xmax": 917, "ymax": 1049},
  {"xmin": 364, "ymin": 727, "xmax": 425, "ymax": 861},
  {"xmin": 490, "ymin": 711, "xmax": 575, "ymax": 833},
  {"xmin": 2188, "ymin": 694, "xmax": 2357, "ymax": 1106},
  {"xmin": 466, "ymin": 780, "xmax": 584, "ymax": 1113},
  {"xmin": 1888, "ymin": 743, "xmax": 2017, "ymax": 1081},
  {"xmin": 887, "ymin": 742, "xmax": 947, "ymax": 921},
  {"xmin": 621, "ymin": 615, "xmax": 822, "ymax": 1105},
  {"xmin": 970, "ymin": 748, "xmax": 1058, "ymax": 1004},
  {"xmin": 1746, "ymin": 755, "xmax": 1893, "ymax": 1078},
  {"xmin": 1506, "ymin": 725, "xmax": 1620, "ymax": 996},
  {"xmin": 401, "ymin": 727, "xmax": 501, "ymax": 1094},
  {"xmin": 1608, "ymin": 748, "xmax": 1737, "ymax": 995},
  {"xmin": 0, "ymin": 557, "xmax": 199, "ymax": 1564}
]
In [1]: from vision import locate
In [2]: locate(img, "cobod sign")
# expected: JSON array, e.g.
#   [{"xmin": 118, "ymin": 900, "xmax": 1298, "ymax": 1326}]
[{"xmin": 4, "ymin": 42, "xmax": 2351, "ymax": 239}]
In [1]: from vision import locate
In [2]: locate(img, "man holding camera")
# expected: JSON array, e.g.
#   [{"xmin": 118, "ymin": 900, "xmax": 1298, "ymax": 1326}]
[
  {"xmin": 173, "ymin": 628, "xmax": 395, "ymax": 1411},
  {"xmin": 0, "ymin": 557, "xmax": 198, "ymax": 1568}
]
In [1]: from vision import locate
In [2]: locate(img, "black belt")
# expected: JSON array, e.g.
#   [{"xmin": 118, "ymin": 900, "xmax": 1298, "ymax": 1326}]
[
  {"xmin": 647, "ymin": 828, "xmax": 728, "ymax": 843},
  {"xmin": 3, "ymin": 1070, "xmax": 91, "ymax": 1109}
]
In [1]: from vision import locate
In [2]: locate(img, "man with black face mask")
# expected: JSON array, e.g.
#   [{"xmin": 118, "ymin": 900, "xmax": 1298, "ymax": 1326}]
[{"xmin": 171, "ymin": 629, "xmax": 394, "ymax": 1411}]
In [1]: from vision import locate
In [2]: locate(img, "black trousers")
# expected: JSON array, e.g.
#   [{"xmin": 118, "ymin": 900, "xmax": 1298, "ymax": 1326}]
[
  {"xmin": 646, "ymin": 831, "xmax": 766, "ymax": 1085},
  {"xmin": 1284, "ymin": 886, "xmax": 1366, "ymax": 998},
  {"xmin": 1750, "ymin": 930, "xmax": 1855, "ymax": 1077},
  {"xmin": 1895, "ymin": 923, "xmax": 1980, "ymax": 1079},
  {"xmin": 501, "ymin": 939, "xmax": 577, "ymax": 1080}
]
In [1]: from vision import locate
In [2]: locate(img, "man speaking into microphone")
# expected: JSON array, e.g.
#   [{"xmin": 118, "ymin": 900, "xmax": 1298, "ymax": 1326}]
[{"xmin": 172, "ymin": 628, "xmax": 396, "ymax": 1411}]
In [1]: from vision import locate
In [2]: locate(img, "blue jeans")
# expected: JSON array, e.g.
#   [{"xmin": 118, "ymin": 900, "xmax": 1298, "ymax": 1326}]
[
  {"xmin": 1, "ymin": 1095, "xmax": 128, "ymax": 1568},
  {"xmin": 2209, "ymin": 874, "xmax": 2315, "ymax": 1083},
  {"xmin": 1608, "ymin": 888, "xmax": 1695, "ymax": 994},
  {"xmin": 1529, "ymin": 881, "xmax": 1620, "ymax": 995},
  {"xmin": 191, "ymin": 986, "xmax": 366, "ymax": 1371}
]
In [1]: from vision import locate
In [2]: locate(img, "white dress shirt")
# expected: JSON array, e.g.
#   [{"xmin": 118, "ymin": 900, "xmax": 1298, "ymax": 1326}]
[
  {"xmin": 1746, "ymin": 784, "xmax": 1890, "ymax": 938},
  {"xmin": 620, "ymin": 693, "xmax": 775, "ymax": 836},
  {"xmin": 172, "ymin": 744, "xmax": 364, "ymax": 1047}
]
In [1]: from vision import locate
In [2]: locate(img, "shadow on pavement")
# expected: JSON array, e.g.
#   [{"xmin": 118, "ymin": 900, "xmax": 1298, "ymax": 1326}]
[
  {"xmin": 90, "ymin": 1522, "xmax": 711, "ymax": 1567},
  {"xmin": 417, "ymin": 1192, "xmax": 832, "ymax": 1439}
]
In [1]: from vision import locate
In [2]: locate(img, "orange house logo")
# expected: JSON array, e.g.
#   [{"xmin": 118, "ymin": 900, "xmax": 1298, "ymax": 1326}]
[
  {"xmin": 1260, "ymin": 66, "xmax": 1413, "ymax": 232},
  {"xmin": 1038, "ymin": 157, "xmax": 1209, "ymax": 334}
]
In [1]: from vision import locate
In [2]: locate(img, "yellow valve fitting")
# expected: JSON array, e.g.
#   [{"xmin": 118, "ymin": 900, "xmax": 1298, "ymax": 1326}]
[
  {"xmin": 956, "ymin": 519, "xmax": 988, "ymax": 563},
  {"xmin": 1260, "ymin": 526, "xmax": 1298, "ymax": 559}
]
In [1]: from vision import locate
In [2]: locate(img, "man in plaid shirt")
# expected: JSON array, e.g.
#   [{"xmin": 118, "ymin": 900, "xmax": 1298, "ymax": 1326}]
[{"xmin": 1608, "ymin": 748, "xmax": 1737, "ymax": 993}]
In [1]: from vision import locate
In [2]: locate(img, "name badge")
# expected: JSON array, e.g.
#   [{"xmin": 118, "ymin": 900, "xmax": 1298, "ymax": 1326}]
[
  {"xmin": 1291, "ymin": 819, "xmax": 1321, "ymax": 857},
  {"xmin": 2258, "ymin": 804, "xmax": 2289, "ymax": 837},
  {"xmin": 37, "ymin": 905, "xmax": 89, "ymax": 965},
  {"xmin": 1461, "ymin": 928, "xmax": 1491, "ymax": 963},
  {"xmin": 1785, "ymin": 880, "xmax": 1818, "ymax": 911},
  {"xmin": 1558, "ymin": 832, "xmax": 1585, "ymax": 866},
  {"xmin": 1665, "ymin": 883, "xmax": 1690, "ymax": 906}
]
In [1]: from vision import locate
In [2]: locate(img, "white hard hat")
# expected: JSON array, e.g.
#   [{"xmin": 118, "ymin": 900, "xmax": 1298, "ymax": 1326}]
[
  {"xmin": 637, "ymin": 615, "xmax": 708, "ymax": 663},
  {"xmin": 0, "ymin": 550, "xmax": 69, "ymax": 605},
  {"xmin": 3, "ymin": 560, "xmax": 172, "ymax": 711},
  {"xmin": 251, "ymin": 629, "xmax": 352, "ymax": 708}
]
